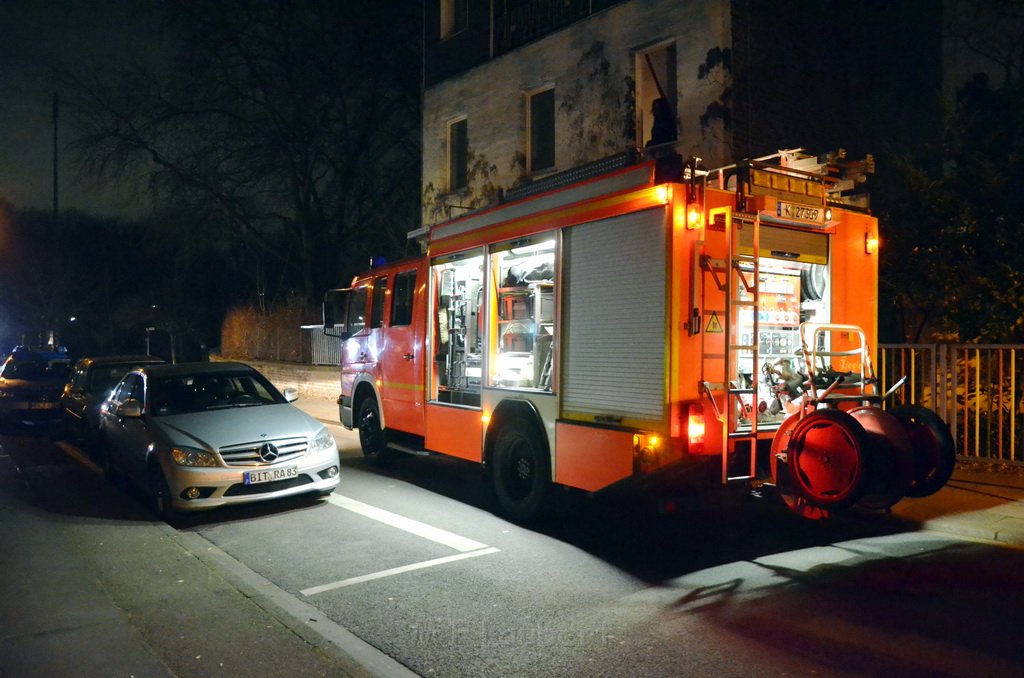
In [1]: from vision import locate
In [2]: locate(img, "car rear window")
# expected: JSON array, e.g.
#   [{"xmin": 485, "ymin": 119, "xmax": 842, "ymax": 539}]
[{"xmin": 1, "ymin": 358, "xmax": 71, "ymax": 382}]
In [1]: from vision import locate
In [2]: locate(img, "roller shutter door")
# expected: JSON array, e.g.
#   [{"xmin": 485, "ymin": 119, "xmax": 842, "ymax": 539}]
[
  {"xmin": 738, "ymin": 224, "xmax": 829, "ymax": 265},
  {"xmin": 562, "ymin": 208, "xmax": 666, "ymax": 421}
]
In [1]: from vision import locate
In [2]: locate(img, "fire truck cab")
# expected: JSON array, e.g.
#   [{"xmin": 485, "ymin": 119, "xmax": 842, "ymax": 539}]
[{"xmin": 325, "ymin": 149, "xmax": 955, "ymax": 521}]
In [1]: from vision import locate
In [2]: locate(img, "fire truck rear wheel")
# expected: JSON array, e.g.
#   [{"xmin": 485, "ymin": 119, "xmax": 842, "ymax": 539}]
[
  {"xmin": 357, "ymin": 397, "xmax": 391, "ymax": 465},
  {"xmin": 492, "ymin": 419, "xmax": 551, "ymax": 522}
]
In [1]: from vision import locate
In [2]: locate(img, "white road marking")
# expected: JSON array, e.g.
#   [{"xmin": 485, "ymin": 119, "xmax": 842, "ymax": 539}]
[
  {"xmin": 301, "ymin": 547, "xmax": 500, "ymax": 596},
  {"xmin": 304, "ymin": 494, "xmax": 501, "ymax": 594},
  {"xmin": 327, "ymin": 493, "xmax": 488, "ymax": 552}
]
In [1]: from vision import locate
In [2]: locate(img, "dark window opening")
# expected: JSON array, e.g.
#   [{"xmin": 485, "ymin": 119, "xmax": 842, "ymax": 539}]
[
  {"xmin": 449, "ymin": 117, "xmax": 468, "ymax": 192},
  {"xmin": 529, "ymin": 87, "xmax": 555, "ymax": 173}
]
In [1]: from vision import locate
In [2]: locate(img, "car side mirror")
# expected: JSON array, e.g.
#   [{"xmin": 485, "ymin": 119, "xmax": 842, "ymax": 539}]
[
  {"xmin": 282, "ymin": 387, "xmax": 298, "ymax": 403},
  {"xmin": 116, "ymin": 400, "xmax": 143, "ymax": 418}
]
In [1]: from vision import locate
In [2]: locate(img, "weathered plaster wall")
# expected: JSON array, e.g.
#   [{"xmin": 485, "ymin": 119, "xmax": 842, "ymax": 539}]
[{"xmin": 422, "ymin": 0, "xmax": 732, "ymax": 226}]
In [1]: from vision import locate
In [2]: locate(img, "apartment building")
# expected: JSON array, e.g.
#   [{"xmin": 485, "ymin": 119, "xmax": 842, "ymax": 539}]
[{"xmin": 421, "ymin": 0, "xmax": 940, "ymax": 227}]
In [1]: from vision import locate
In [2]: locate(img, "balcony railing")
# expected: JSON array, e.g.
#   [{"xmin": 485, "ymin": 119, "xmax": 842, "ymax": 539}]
[{"xmin": 494, "ymin": 0, "xmax": 620, "ymax": 55}]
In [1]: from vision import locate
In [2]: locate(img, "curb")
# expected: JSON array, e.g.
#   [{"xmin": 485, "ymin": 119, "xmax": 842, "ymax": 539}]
[{"xmin": 173, "ymin": 529, "xmax": 419, "ymax": 678}]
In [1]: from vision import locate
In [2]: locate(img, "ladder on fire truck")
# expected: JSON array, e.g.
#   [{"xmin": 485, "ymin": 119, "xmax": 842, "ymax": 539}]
[{"xmin": 702, "ymin": 208, "xmax": 762, "ymax": 485}]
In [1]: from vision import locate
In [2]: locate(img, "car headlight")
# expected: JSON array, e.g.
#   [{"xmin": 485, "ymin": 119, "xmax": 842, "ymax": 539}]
[
  {"xmin": 170, "ymin": 447, "xmax": 219, "ymax": 467},
  {"xmin": 311, "ymin": 427, "xmax": 335, "ymax": 453}
]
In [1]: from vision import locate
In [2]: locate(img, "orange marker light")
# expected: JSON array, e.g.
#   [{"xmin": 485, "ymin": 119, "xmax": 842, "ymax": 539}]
[
  {"xmin": 687, "ymin": 205, "xmax": 703, "ymax": 229},
  {"xmin": 865, "ymin": 232, "xmax": 879, "ymax": 254}
]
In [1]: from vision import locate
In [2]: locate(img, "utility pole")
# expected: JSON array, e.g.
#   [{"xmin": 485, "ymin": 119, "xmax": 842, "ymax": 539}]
[
  {"xmin": 53, "ymin": 92, "xmax": 59, "ymax": 221},
  {"xmin": 51, "ymin": 92, "xmax": 59, "ymax": 346}
]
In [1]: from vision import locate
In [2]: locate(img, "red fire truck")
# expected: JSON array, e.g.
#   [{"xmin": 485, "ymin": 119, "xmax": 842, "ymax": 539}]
[{"xmin": 324, "ymin": 149, "xmax": 955, "ymax": 521}]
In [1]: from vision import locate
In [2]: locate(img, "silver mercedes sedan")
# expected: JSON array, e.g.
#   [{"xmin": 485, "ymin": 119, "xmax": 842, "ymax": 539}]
[{"xmin": 98, "ymin": 361, "xmax": 340, "ymax": 521}]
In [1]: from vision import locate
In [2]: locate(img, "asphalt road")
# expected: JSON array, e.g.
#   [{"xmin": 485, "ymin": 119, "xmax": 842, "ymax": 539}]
[{"xmin": 4, "ymin": 414, "xmax": 1024, "ymax": 677}]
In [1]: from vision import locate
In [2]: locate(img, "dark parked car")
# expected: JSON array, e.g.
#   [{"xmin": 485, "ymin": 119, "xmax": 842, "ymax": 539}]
[
  {"xmin": 99, "ymin": 361, "xmax": 340, "ymax": 520},
  {"xmin": 61, "ymin": 354, "xmax": 164, "ymax": 447},
  {"xmin": 0, "ymin": 346, "xmax": 72, "ymax": 431}
]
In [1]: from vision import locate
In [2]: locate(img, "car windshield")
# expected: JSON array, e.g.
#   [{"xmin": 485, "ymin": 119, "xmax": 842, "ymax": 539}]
[
  {"xmin": 1, "ymin": 358, "xmax": 71, "ymax": 382},
  {"xmin": 148, "ymin": 371, "xmax": 285, "ymax": 416}
]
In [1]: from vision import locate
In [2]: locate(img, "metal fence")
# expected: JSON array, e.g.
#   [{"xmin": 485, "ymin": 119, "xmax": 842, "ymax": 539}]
[
  {"xmin": 301, "ymin": 326, "xmax": 342, "ymax": 366},
  {"xmin": 879, "ymin": 344, "xmax": 1024, "ymax": 465}
]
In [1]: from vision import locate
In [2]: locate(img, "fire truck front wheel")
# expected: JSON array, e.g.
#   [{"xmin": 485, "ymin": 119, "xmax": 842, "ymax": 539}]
[
  {"xmin": 357, "ymin": 397, "xmax": 392, "ymax": 465},
  {"xmin": 492, "ymin": 419, "xmax": 551, "ymax": 522}
]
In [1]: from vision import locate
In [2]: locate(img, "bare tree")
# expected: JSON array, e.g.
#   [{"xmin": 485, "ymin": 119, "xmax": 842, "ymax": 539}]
[
  {"xmin": 60, "ymin": 0, "xmax": 422, "ymax": 304},
  {"xmin": 947, "ymin": 0, "xmax": 1024, "ymax": 86}
]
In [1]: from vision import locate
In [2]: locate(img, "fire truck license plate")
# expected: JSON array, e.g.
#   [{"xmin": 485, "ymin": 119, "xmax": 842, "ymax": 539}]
[
  {"xmin": 778, "ymin": 201, "xmax": 824, "ymax": 223},
  {"xmin": 244, "ymin": 466, "xmax": 298, "ymax": 485}
]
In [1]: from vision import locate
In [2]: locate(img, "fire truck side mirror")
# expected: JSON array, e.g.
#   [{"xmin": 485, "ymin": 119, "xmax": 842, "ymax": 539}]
[{"xmin": 323, "ymin": 288, "xmax": 352, "ymax": 339}]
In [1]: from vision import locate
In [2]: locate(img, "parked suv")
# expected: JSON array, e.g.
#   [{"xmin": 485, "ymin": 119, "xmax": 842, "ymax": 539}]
[
  {"xmin": 61, "ymin": 354, "xmax": 164, "ymax": 447},
  {"xmin": 0, "ymin": 346, "xmax": 72, "ymax": 431}
]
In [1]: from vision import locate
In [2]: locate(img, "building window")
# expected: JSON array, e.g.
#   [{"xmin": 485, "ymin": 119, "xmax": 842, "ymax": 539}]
[
  {"xmin": 448, "ymin": 117, "xmax": 468, "ymax": 192},
  {"xmin": 636, "ymin": 42, "xmax": 677, "ymax": 147},
  {"xmin": 527, "ymin": 87, "xmax": 555, "ymax": 173},
  {"xmin": 440, "ymin": 0, "xmax": 468, "ymax": 39}
]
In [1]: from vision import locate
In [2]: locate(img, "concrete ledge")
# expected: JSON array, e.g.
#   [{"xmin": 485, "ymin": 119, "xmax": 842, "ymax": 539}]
[{"xmin": 212, "ymin": 355, "xmax": 340, "ymax": 402}]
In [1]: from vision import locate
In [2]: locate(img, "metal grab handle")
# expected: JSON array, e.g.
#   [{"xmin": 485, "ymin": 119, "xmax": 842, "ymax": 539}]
[{"xmin": 702, "ymin": 381, "xmax": 724, "ymax": 422}]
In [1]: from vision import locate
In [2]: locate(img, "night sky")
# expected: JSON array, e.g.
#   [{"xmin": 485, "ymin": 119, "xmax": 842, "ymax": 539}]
[{"xmin": 0, "ymin": 1, "xmax": 158, "ymax": 217}]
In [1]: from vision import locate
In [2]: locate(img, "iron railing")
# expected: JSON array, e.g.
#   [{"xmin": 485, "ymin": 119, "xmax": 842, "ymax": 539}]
[
  {"xmin": 494, "ymin": 0, "xmax": 598, "ymax": 55},
  {"xmin": 879, "ymin": 344, "xmax": 1024, "ymax": 465},
  {"xmin": 303, "ymin": 326, "xmax": 342, "ymax": 366}
]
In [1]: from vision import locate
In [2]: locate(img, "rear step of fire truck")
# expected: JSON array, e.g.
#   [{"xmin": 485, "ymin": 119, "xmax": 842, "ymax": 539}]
[{"xmin": 702, "ymin": 210, "xmax": 763, "ymax": 485}]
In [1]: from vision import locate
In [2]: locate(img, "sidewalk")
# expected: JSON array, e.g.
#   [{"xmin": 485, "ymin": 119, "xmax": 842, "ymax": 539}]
[
  {"xmin": 890, "ymin": 461, "xmax": 1024, "ymax": 547},
  {"xmin": 0, "ymin": 462, "xmax": 175, "ymax": 678},
  {"xmin": 0, "ymin": 412, "xmax": 368, "ymax": 678}
]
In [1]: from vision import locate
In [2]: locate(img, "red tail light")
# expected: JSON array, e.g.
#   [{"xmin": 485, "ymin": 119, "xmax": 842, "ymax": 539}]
[{"xmin": 688, "ymin": 403, "xmax": 705, "ymax": 453}]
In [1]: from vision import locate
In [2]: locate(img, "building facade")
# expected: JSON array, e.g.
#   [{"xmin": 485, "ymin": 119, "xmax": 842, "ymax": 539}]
[
  {"xmin": 422, "ymin": 0, "xmax": 733, "ymax": 226},
  {"xmin": 421, "ymin": 0, "xmax": 941, "ymax": 229}
]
